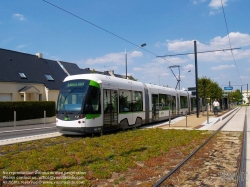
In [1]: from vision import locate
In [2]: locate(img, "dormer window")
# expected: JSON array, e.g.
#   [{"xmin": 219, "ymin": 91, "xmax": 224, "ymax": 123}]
[
  {"xmin": 19, "ymin": 72, "xmax": 27, "ymax": 79},
  {"xmin": 44, "ymin": 74, "xmax": 54, "ymax": 81}
]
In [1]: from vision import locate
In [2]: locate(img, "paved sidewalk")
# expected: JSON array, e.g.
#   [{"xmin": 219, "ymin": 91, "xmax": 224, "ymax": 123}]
[
  {"xmin": 153, "ymin": 108, "xmax": 237, "ymax": 130},
  {"xmin": 0, "ymin": 123, "xmax": 56, "ymax": 133}
]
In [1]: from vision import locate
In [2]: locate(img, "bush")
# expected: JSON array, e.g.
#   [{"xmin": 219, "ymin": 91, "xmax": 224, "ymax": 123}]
[{"xmin": 0, "ymin": 101, "xmax": 55, "ymax": 122}]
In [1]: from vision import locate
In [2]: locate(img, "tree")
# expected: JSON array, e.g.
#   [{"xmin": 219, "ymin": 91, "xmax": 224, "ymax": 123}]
[
  {"xmin": 210, "ymin": 82, "xmax": 223, "ymax": 100},
  {"xmin": 128, "ymin": 75, "xmax": 138, "ymax": 81},
  {"xmin": 198, "ymin": 76, "xmax": 211, "ymax": 101},
  {"xmin": 198, "ymin": 76, "xmax": 223, "ymax": 105},
  {"xmin": 229, "ymin": 89, "xmax": 242, "ymax": 104}
]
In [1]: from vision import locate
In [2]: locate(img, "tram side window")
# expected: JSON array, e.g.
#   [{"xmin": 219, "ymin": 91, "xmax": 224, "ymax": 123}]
[
  {"xmin": 132, "ymin": 91, "xmax": 143, "ymax": 111},
  {"xmin": 172, "ymin": 96, "xmax": 176, "ymax": 109},
  {"xmin": 191, "ymin": 97, "xmax": 196, "ymax": 110},
  {"xmin": 159, "ymin": 94, "xmax": 171, "ymax": 110},
  {"xmin": 158, "ymin": 94, "xmax": 164, "ymax": 110},
  {"xmin": 84, "ymin": 86, "xmax": 101, "ymax": 113},
  {"xmin": 180, "ymin": 96, "xmax": 188, "ymax": 108},
  {"xmin": 119, "ymin": 90, "xmax": 131, "ymax": 112}
]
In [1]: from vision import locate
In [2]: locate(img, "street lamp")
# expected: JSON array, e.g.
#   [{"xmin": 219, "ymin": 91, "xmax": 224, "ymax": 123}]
[
  {"xmin": 125, "ymin": 43, "xmax": 146, "ymax": 79},
  {"xmin": 157, "ymin": 75, "xmax": 161, "ymax": 85}
]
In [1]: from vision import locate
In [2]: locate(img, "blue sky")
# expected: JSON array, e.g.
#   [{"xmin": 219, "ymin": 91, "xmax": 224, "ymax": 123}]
[{"xmin": 1, "ymin": 0, "xmax": 250, "ymax": 91}]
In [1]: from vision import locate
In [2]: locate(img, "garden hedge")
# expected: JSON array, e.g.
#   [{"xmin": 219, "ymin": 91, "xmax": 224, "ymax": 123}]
[{"xmin": 0, "ymin": 101, "xmax": 55, "ymax": 122}]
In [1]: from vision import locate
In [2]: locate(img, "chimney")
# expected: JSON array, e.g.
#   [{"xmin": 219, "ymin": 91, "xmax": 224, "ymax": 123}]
[
  {"xmin": 109, "ymin": 70, "xmax": 115, "ymax": 77},
  {"xmin": 36, "ymin": 53, "xmax": 43, "ymax": 58}
]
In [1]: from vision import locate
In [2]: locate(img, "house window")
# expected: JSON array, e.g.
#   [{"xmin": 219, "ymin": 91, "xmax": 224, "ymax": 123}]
[
  {"xmin": 19, "ymin": 72, "xmax": 27, "ymax": 79},
  {"xmin": 44, "ymin": 74, "xmax": 54, "ymax": 81}
]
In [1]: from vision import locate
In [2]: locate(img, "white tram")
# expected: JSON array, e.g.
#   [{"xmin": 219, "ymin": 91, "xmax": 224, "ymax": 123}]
[{"xmin": 56, "ymin": 74, "xmax": 196, "ymax": 135}]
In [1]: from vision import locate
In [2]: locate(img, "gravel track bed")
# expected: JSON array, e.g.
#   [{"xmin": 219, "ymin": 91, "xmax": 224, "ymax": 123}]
[{"xmin": 91, "ymin": 131, "xmax": 242, "ymax": 187}]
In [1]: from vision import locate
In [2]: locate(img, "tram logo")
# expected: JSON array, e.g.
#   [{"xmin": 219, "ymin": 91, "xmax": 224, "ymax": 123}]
[{"xmin": 64, "ymin": 116, "xmax": 70, "ymax": 121}]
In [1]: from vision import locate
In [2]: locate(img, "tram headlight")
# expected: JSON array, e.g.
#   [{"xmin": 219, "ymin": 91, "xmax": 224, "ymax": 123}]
[{"xmin": 74, "ymin": 115, "xmax": 83, "ymax": 119}]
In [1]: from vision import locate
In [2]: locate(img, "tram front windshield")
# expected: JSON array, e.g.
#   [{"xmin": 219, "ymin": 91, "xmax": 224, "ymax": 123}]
[{"xmin": 56, "ymin": 80, "xmax": 89, "ymax": 114}]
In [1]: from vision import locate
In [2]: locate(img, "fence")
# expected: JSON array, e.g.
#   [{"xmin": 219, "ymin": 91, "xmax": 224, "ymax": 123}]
[{"xmin": 0, "ymin": 111, "xmax": 56, "ymax": 129}]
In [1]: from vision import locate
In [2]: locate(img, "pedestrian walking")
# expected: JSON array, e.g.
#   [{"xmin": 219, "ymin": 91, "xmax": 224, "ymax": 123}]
[{"xmin": 213, "ymin": 99, "xmax": 220, "ymax": 116}]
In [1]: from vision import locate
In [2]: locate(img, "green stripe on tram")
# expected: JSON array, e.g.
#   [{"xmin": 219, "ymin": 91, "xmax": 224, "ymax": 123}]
[
  {"xmin": 86, "ymin": 114, "xmax": 101, "ymax": 119},
  {"xmin": 89, "ymin": 80, "xmax": 100, "ymax": 88},
  {"xmin": 119, "ymin": 111, "xmax": 145, "ymax": 114}
]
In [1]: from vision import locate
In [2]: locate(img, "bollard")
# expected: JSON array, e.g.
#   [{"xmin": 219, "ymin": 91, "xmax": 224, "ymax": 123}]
[
  {"xmin": 207, "ymin": 103, "xmax": 209, "ymax": 124},
  {"xmin": 44, "ymin": 110, "xmax": 46, "ymax": 126},
  {"xmin": 14, "ymin": 111, "xmax": 16, "ymax": 130},
  {"xmin": 169, "ymin": 105, "xmax": 171, "ymax": 127},
  {"xmin": 186, "ymin": 111, "xmax": 187, "ymax": 127}
]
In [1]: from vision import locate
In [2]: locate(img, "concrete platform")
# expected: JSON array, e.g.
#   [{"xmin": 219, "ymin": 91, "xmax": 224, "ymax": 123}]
[
  {"xmin": 0, "ymin": 132, "xmax": 61, "ymax": 146},
  {"xmin": 151, "ymin": 107, "xmax": 238, "ymax": 130}
]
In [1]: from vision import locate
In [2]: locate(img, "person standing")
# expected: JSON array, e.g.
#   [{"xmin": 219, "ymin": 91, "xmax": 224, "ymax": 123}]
[{"xmin": 213, "ymin": 99, "xmax": 220, "ymax": 116}]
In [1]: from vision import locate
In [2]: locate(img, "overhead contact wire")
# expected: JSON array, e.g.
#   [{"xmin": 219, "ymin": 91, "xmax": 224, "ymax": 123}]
[{"xmin": 221, "ymin": 0, "xmax": 242, "ymax": 85}]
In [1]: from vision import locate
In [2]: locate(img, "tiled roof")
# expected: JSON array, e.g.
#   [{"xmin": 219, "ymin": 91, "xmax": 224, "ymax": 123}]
[
  {"xmin": 0, "ymin": 48, "xmax": 131, "ymax": 89},
  {"xmin": 59, "ymin": 61, "xmax": 84, "ymax": 75},
  {"xmin": 0, "ymin": 48, "xmax": 67, "ymax": 90}
]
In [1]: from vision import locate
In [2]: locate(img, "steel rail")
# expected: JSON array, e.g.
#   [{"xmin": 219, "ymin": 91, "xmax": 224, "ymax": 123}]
[
  {"xmin": 153, "ymin": 107, "xmax": 242, "ymax": 187},
  {"xmin": 237, "ymin": 107, "xmax": 247, "ymax": 187}
]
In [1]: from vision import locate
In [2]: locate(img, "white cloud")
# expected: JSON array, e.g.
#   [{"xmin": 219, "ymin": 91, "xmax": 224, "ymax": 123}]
[
  {"xmin": 13, "ymin": 13, "xmax": 26, "ymax": 21},
  {"xmin": 134, "ymin": 62, "xmax": 171, "ymax": 77},
  {"xmin": 133, "ymin": 67, "xmax": 143, "ymax": 71},
  {"xmin": 192, "ymin": 0, "xmax": 198, "ymax": 5},
  {"xmin": 154, "ymin": 41, "xmax": 166, "ymax": 48},
  {"xmin": 210, "ymin": 64, "xmax": 235, "ymax": 70},
  {"xmin": 192, "ymin": 0, "xmax": 206, "ymax": 5},
  {"xmin": 209, "ymin": 0, "xmax": 228, "ymax": 9},
  {"xmin": 209, "ymin": 10, "xmax": 221, "ymax": 15},
  {"xmin": 240, "ymin": 76, "xmax": 249, "ymax": 79},
  {"xmin": 85, "ymin": 51, "xmax": 143, "ymax": 65},
  {"xmin": 182, "ymin": 64, "xmax": 194, "ymax": 70},
  {"xmin": 164, "ymin": 32, "xmax": 250, "ymax": 63},
  {"xmin": 16, "ymin": 44, "xmax": 27, "ymax": 49},
  {"xmin": 2, "ymin": 37, "xmax": 14, "ymax": 44},
  {"xmin": 210, "ymin": 32, "xmax": 250, "ymax": 48},
  {"xmin": 167, "ymin": 39, "xmax": 194, "ymax": 52},
  {"xmin": 161, "ymin": 72, "xmax": 170, "ymax": 77},
  {"xmin": 155, "ymin": 57, "xmax": 188, "ymax": 65}
]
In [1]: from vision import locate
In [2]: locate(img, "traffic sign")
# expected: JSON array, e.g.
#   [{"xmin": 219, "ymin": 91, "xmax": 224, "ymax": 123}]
[{"xmin": 224, "ymin": 86, "xmax": 233, "ymax": 90}]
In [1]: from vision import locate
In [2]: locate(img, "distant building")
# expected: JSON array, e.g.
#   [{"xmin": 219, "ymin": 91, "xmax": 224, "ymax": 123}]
[
  {"xmin": 0, "ymin": 48, "xmax": 128, "ymax": 102},
  {"xmin": 242, "ymin": 90, "xmax": 249, "ymax": 104}
]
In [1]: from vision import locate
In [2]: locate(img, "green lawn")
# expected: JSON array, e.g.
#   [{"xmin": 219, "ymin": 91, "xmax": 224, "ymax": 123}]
[{"xmin": 0, "ymin": 128, "xmax": 211, "ymax": 186}]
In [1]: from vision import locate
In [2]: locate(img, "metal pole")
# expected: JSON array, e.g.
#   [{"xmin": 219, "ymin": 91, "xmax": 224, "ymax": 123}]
[
  {"xmin": 169, "ymin": 102, "xmax": 171, "ymax": 127},
  {"xmin": 247, "ymin": 83, "xmax": 249, "ymax": 100},
  {"xmin": 186, "ymin": 111, "xmax": 187, "ymax": 127},
  {"xmin": 207, "ymin": 103, "xmax": 209, "ymax": 124},
  {"xmin": 194, "ymin": 41, "xmax": 199, "ymax": 118},
  {"xmin": 241, "ymin": 85, "xmax": 243, "ymax": 104},
  {"xmin": 179, "ymin": 67, "xmax": 180, "ymax": 90},
  {"xmin": 14, "ymin": 111, "xmax": 16, "ymax": 130},
  {"xmin": 44, "ymin": 110, "xmax": 46, "ymax": 126},
  {"xmin": 125, "ymin": 49, "xmax": 127, "ymax": 79}
]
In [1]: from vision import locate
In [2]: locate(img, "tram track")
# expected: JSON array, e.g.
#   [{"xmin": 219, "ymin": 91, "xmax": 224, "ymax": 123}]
[{"xmin": 153, "ymin": 107, "xmax": 247, "ymax": 187}]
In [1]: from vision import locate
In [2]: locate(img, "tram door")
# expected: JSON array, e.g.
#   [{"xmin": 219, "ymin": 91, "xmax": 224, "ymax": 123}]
[
  {"xmin": 171, "ymin": 96, "xmax": 177, "ymax": 117},
  {"xmin": 152, "ymin": 94, "xmax": 159, "ymax": 121},
  {"xmin": 103, "ymin": 89, "xmax": 118, "ymax": 131}
]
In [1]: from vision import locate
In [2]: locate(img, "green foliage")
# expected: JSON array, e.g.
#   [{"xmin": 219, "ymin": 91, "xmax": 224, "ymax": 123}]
[
  {"xmin": 0, "ymin": 101, "xmax": 55, "ymax": 122},
  {"xmin": 229, "ymin": 89, "xmax": 242, "ymax": 103},
  {"xmin": 0, "ymin": 129, "xmax": 210, "ymax": 185},
  {"xmin": 198, "ymin": 76, "xmax": 223, "ymax": 101},
  {"xmin": 128, "ymin": 75, "xmax": 138, "ymax": 81}
]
